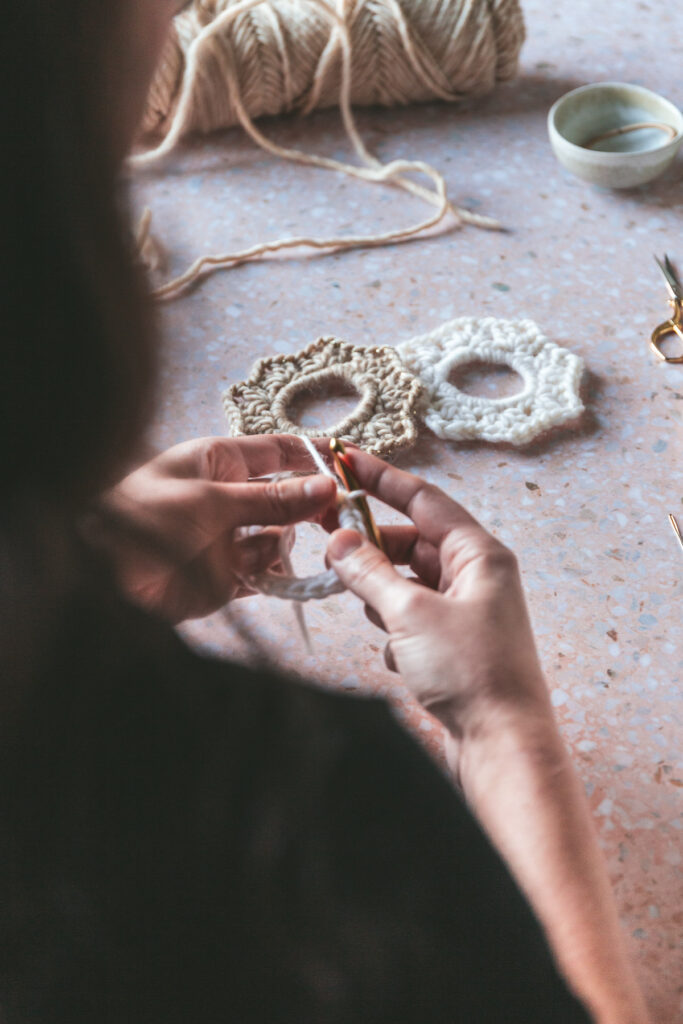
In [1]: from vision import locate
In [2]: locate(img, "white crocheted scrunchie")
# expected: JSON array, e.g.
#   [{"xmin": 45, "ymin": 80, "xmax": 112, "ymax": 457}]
[
  {"xmin": 247, "ymin": 437, "xmax": 368, "ymax": 603},
  {"xmin": 223, "ymin": 335, "xmax": 424, "ymax": 459},
  {"xmin": 397, "ymin": 317, "xmax": 584, "ymax": 444}
]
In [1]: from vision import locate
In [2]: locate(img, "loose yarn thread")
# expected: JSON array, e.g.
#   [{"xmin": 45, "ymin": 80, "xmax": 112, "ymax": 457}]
[
  {"xmin": 246, "ymin": 436, "xmax": 368, "ymax": 604},
  {"xmin": 133, "ymin": 0, "xmax": 525, "ymax": 299}
]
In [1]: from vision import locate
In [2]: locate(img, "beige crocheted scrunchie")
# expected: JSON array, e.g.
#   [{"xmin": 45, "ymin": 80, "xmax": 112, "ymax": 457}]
[{"xmin": 223, "ymin": 335, "xmax": 423, "ymax": 458}]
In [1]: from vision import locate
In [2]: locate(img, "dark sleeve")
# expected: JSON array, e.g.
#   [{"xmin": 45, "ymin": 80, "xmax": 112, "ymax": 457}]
[
  {"xmin": 305, "ymin": 691, "xmax": 594, "ymax": 1023},
  {"xmin": 1, "ymin": 592, "xmax": 592, "ymax": 1024},
  {"xmin": 155, "ymin": 657, "xmax": 593, "ymax": 1024}
]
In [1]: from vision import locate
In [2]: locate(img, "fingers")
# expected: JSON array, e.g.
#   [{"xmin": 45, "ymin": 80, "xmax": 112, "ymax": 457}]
[
  {"xmin": 207, "ymin": 434, "xmax": 334, "ymax": 481},
  {"xmin": 321, "ymin": 518, "xmax": 441, "ymax": 589},
  {"xmin": 174, "ymin": 528, "xmax": 286, "ymax": 617},
  {"xmin": 150, "ymin": 437, "xmax": 243, "ymax": 480},
  {"xmin": 344, "ymin": 448, "xmax": 485, "ymax": 546},
  {"xmin": 338, "ymin": 449, "xmax": 508, "ymax": 593},
  {"xmin": 154, "ymin": 434, "xmax": 334, "ymax": 483},
  {"xmin": 384, "ymin": 643, "xmax": 398, "ymax": 673},
  {"xmin": 364, "ymin": 577, "xmax": 432, "ymax": 634},
  {"xmin": 327, "ymin": 529, "xmax": 418, "ymax": 628},
  {"xmin": 226, "ymin": 473, "xmax": 337, "ymax": 527},
  {"xmin": 379, "ymin": 526, "xmax": 442, "ymax": 589},
  {"xmin": 364, "ymin": 602, "xmax": 385, "ymax": 631},
  {"xmin": 318, "ymin": 504, "xmax": 341, "ymax": 536},
  {"xmin": 376, "ymin": 524, "xmax": 418, "ymax": 562}
]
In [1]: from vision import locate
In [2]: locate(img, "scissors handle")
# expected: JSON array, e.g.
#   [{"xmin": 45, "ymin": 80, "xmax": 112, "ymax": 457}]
[{"xmin": 651, "ymin": 299, "xmax": 683, "ymax": 363}]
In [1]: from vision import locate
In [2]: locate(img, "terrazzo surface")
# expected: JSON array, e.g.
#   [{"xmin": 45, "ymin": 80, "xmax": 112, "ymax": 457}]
[{"xmin": 133, "ymin": 1, "xmax": 683, "ymax": 1018}]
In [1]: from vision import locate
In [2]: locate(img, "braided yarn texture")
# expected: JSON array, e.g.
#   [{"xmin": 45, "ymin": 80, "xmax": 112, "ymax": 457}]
[
  {"xmin": 223, "ymin": 336, "xmax": 424, "ymax": 457},
  {"xmin": 397, "ymin": 317, "xmax": 585, "ymax": 445},
  {"xmin": 134, "ymin": 0, "xmax": 524, "ymax": 299},
  {"xmin": 144, "ymin": 0, "xmax": 525, "ymax": 136}
]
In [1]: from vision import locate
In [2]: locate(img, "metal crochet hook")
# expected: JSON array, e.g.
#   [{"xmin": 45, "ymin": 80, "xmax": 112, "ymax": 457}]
[
  {"xmin": 329, "ymin": 438, "xmax": 384, "ymax": 551},
  {"xmin": 651, "ymin": 255, "xmax": 683, "ymax": 363}
]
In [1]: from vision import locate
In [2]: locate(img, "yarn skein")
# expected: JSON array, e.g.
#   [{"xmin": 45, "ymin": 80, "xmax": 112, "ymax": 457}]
[{"xmin": 133, "ymin": 0, "xmax": 524, "ymax": 299}]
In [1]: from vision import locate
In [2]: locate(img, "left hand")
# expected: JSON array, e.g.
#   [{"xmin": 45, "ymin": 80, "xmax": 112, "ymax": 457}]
[{"xmin": 87, "ymin": 435, "xmax": 336, "ymax": 623}]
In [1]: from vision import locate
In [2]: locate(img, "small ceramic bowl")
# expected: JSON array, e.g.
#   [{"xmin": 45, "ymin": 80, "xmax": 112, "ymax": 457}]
[{"xmin": 548, "ymin": 82, "xmax": 683, "ymax": 188}]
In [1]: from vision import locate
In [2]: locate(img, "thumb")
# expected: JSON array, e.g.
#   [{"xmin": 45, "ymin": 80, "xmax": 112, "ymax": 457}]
[
  {"xmin": 327, "ymin": 529, "xmax": 413, "ymax": 623},
  {"xmin": 229, "ymin": 473, "xmax": 337, "ymax": 527}
]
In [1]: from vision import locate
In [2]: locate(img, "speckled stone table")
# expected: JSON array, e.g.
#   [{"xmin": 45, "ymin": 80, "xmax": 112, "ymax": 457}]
[{"xmin": 133, "ymin": 1, "xmax": 683, "ymax": 1018}]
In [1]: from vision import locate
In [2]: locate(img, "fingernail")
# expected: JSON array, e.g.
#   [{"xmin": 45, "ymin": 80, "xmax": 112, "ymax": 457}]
[
  {"xmin": 328, "ymin": 529, "xmax": 363, "ymax": 560},
  {"xmin": 303, "ymin": 474, "xmax": 334, "ymax": 500}
]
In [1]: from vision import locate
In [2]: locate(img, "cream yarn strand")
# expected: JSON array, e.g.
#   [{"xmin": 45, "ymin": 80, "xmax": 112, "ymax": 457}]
[
  {"xmin": 245, "ymin": 436, "xmax": 368, "ymax": 604},
  {"xmin": 133, "ymin": 0, "xmax": 524, "ymax": 299}
]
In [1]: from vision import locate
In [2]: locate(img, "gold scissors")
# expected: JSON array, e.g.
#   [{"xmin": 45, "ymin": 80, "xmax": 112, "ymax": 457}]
[
  {"xmin": 669, "ymin": 513, "xmax": 683, "ymax": 553},
  {"xmin": 329, "ymin": 438, "xmax": 384, "ymax": 551},
  {"xmin": 651, "ymin": 254, "xmax": 683, "ymax": 363}
]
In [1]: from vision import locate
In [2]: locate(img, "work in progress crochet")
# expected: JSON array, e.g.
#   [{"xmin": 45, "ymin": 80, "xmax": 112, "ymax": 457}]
[
  {"xmin": 246, "ymin": 437, "xmax": 369, "ymax": 604},
  {"xmin": 226, "ymin": 320, "xmax": 585, "ymax": 604}
]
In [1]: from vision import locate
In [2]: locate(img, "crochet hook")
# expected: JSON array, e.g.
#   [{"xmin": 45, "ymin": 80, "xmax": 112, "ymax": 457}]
[{"xmin": 329, "ymin": 438, "xmax": 384, "ymax": 552}]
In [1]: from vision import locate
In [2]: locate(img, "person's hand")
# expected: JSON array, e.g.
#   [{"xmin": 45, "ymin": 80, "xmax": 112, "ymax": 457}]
[
  {"xmin": 325, "ymin": 449, "xmax": 555, "ymax": 768},
  {"xmin": 88, "ymin": 435, "xmax": 336, "ymax": 623},
  {"xmin": 328, "ymin": 451, "xmax": 653, "ymax": 1024}
]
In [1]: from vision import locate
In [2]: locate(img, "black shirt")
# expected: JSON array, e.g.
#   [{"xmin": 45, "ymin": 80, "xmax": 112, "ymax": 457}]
[{"xmin": 0, "ymin": 576, "xmax": 591, "ymax": 1023}]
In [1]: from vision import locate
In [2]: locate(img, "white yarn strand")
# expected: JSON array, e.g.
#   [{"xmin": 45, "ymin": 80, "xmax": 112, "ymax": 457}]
[{"xmin": 247, "ymin": 436, "xmax": 369, "ymax": 603}]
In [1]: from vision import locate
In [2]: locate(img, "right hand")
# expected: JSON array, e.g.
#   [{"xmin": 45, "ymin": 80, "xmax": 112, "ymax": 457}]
[
  {"xmin": 327, "ymin": 451, "xmax": 654, "ymax": 1024},
  {"xmin": 325, "ymin": 449, "xmax": 555, "ymax": 765}
]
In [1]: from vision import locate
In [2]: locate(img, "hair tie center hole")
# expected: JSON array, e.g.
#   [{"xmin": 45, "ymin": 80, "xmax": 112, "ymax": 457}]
[
  {"xmin": 449, "ymin": 360, "xmax": 523, "ymax": 399},
  {"xmin": 287, "ymin": 376, "xmax": 361, "ymax": 429}
]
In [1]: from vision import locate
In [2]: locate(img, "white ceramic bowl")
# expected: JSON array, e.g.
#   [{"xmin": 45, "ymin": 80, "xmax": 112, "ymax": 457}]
[{"xmin": 548, "ymin": 82, "xmax": 683, "ymax": 188}]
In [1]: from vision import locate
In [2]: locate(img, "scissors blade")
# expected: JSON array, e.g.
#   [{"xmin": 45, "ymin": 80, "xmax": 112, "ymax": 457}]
[
  {"xmin": 669, "ymin": 514, "xmax": 683, "ymax": 553},
  {"xmin": 655, "ymin": 254, "xmax": 683, "ymax": 300}
]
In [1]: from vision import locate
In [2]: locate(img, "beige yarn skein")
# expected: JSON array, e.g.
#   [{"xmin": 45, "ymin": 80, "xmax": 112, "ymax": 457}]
[
  {"xmin": 143, "ymin": 0, "xmax": 525, "ymax": 137},
  {"xmin": 134, "ymin": 0, "xmax": 525, "ymax": 299}
]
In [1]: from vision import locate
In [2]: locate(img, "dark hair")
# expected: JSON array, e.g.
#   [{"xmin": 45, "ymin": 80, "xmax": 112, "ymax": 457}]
[
  {"xmin": 0, "ymin": 10, "xmax": 591, "ymax": 1024},
  {"xmin": 0, "ymin": 0, "xmax": 160, "ymax": 702},
  {"xmin": 1, "ymin": 0, "xmax": 156, "ymax": 509}
]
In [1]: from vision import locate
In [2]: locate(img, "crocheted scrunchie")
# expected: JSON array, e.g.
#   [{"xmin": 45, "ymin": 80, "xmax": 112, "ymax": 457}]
[
  {"xmin": 397, "ymin": 317, "xmax": 584, "ymax": 445},
  {"xmin": 223, "ymin": 335, "xmax": 424, "ymax": 458},
  {"xmin": 224, "ymin": 321, "xmax": 584, "ymax": 609}
]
